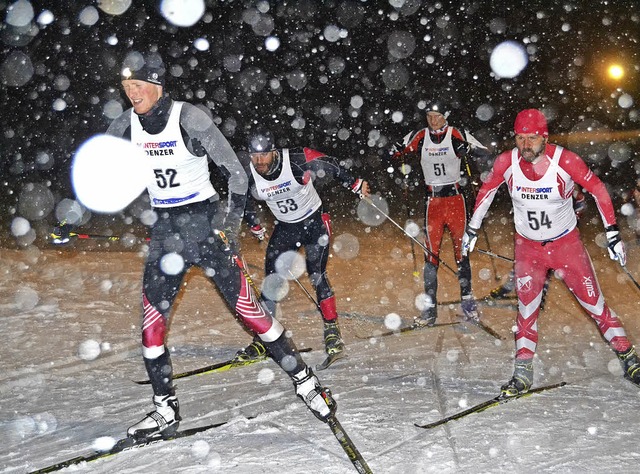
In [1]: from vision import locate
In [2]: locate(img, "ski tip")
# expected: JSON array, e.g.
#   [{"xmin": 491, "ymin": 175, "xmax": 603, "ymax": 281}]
[{"xmin": 315, "ymin": 352, "xmax": 347, "ymax": 371}]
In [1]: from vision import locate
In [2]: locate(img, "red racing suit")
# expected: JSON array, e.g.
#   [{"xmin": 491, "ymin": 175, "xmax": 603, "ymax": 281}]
[
  {"xmin": 394, "ymin": 125, "xmax": 471, "ymax": 266},
  {"xmin": 393, "ymin": 125, "xmax": 475, "ymax": 319},
  {"xmin": 469, "ymin": 143, "xmax": 631, "ymax": 359}
]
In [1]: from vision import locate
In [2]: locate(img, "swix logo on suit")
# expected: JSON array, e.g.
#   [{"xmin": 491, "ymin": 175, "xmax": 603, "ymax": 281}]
[
  {"xmin": 261, "ymin": 180, "xmax": 292, "ymax": 197},
  {"xmin": 583, "ymin": 276, "xmax": 596, "ymax": 298},
  {"xmin": 517, "ymin": 275, "xmax": 533, "ymax": 293}
]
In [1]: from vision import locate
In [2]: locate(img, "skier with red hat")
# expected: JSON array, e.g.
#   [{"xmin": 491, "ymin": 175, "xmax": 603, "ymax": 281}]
[{"xmin": 462, "ymin": 108, "xmax": 640, "ymax": 396}]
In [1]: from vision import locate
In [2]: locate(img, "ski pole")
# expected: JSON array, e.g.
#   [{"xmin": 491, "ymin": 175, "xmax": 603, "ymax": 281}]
[
  {"xmin": 286, "ymin": 269, "xmax": 323, "ymax": 314},
  {"xmin": 217, "ymin": 231, "xmax": 263, "ymax": 298},
  {"xmin": 476, "ymin": 248, "xmax": 514, "ymax": 263},
  {"xmin": 49, "ymin": 230, "xmax": 150, "ymax": 244},
  {"xmin": 465, "ymin": 157, "xmax": 501, "ymax": 281},
  {"xmin": 401, "ymin": 162, "xmax": 420, "ymax": 278},
  {"xmin": 359, "ymin": 195, "xmax": 458, "ymax": 277},
  {"xmin": 327, "ymin": 415, "xmax": 373, "ymax": 474},
  {"xmin": 622, "ymin": 266, "xmax": 640, "ymax": 292},
  {"xmin": 539, "ymin": 271, "xmax": 551, "ymax": 312}
]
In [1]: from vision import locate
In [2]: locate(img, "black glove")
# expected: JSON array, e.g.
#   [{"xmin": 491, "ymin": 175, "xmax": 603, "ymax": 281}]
[
  {"xmin": 50, "ymin": 223, "xmax": 74, "ymax": 244},
  {"xmin": 391, "ymin": 141, "xmax": 404, "ymax": 155}
]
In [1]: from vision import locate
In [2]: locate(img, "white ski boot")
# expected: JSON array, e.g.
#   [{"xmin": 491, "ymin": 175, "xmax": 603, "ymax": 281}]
[
  {"xmin": 127, "ymin": 394, "xmax": 181, "ymax": 439},
  {"xmin": 292, "ymin": 367, "xmax": 336, "ymax": 422}
]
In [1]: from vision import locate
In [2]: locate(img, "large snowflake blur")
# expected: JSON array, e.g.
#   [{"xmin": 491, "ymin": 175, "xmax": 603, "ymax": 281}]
[{"xmin": 0, "ymin": 1, "xmax": 638, "ymax": 248}]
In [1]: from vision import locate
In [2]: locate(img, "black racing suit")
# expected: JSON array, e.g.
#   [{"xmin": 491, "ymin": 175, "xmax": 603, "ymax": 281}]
[{"xmin": 106, "ymin": 97, "xmax": 306, "ymax": 396}]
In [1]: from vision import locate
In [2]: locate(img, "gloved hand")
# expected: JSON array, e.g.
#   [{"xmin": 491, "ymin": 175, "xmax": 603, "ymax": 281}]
[
  {"xmin": 250, "ymin": 224, "xmax": 267, "ymax": 241},
  {"xmin": 350, "ymin": 179, "xmax": 370, "ymax": 198},
  {"xmin": 214, "ymin": 227, "xmax": 239, "ymax": 254},
  {"xmin": 391, "ymin": 141, "xmax": 404, "ymax": 155},
  {"xmin": 50, "ymin": 222, "xmax": 73, "ymax": 244},
  {"xmin": 573, "ymin": 192, "xmax": 587, "ymax": 220},
  {"xmin": 606, "ymin": 225, "xmax": 626, "ymax": 266},
  {"xmin": 462, "ymin": 226, "xmax": 479, "ymax": 256}
]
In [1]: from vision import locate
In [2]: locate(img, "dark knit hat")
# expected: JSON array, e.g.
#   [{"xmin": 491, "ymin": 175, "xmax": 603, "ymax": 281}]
[{"xmin": 120, "ymin": 52, "xmax": 165, "ymax": 87}]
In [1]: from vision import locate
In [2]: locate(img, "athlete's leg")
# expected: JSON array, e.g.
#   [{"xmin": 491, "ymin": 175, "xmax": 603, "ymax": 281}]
[
  {"xmin": 419, "ymin": 197, "xmax": 444, "ymax": 324},
  {"xmin": 552, "ymin": 232, "xmax": 631, "ymax": 353},
  {"xmin": 141, "ymin": 215, "xmax": 189, "ymax": 398},
  {"xmin": 204, "ymin": 229, "xmax": 307, "ymax": 376},
  {"xmin": 448, "ymin": 194, "xmax": 473, "ymax": 297},
  {"xmin": 499, "ymin": 238, "xmax": 550, "ymax": 396},
  {"xmin": 513, "ymin": 239, "xmax": 550, "ymax": 360},
  {"xmin": 262, "ymin": 221, "xmax": 300, "ymax": 316},
  {"xmin": 305, "ymin": 212, "xmax": 344, "ymax": 354},
  {"xmin": 305, "ymin": 212, "xmax": 335, "ymax": 320}
]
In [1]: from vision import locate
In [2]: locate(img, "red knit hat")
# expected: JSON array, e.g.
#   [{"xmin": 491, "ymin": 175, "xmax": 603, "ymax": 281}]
[{"xmin": 514, "ymin": 109, "xmax": 548, "ymax": 137}]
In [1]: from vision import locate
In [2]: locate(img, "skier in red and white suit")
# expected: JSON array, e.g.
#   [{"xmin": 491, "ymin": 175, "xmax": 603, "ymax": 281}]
[
  {"xmin": 392, "ymin": 106, "xmax": 480, "ymax": 326},
  {"xmin": 463, "ymin": 108, "xmax": 640, "ymax": 396}
]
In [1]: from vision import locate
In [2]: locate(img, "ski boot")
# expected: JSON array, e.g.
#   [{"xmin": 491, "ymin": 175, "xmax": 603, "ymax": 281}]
[
  {"xmin": 414, "ymin": 305, "xmax": 437, "ymax": 327},
  {"xmin": 292, "ymin": 366, "xmax": 337, "ymax": 422},
  {"xmin": 616, "ymin": 347, "xmax": 640, "ymax": 386},
  {"xmin": 233, "ymin": 337, "xmax": 267, "ymax": 362},
  {"xmin": 127, "ymin": 394, "xmax": 181, "ymax": 440},
  {"xmin": 489, "ymin": 284, "xmax": 513, "ymax": 300},
  {"xmin": 500, "ymin": 359, "xmax": 533, "ymax": 398},
  {"xmin": 323, "ymin": 321, "xmax": 344, "ymax": 355},
  {"xmin": 461, "ymin": 295, "xmax": 480, "ymax": 322}
]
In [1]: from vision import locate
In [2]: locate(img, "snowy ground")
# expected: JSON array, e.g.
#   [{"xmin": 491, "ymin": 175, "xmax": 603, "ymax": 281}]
[{"xmin": 3, "ymin": 206, "xmax": 640, "ymax": 474}]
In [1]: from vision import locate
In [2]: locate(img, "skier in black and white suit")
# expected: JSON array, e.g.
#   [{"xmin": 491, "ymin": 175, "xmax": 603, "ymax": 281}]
[
  {"xmin": 105, "ymin": 51, "xmax": 336, "ymax": 440},
  {"xmin": 237, "ymin": 131, "xmax": 370, "ymax": 363}
]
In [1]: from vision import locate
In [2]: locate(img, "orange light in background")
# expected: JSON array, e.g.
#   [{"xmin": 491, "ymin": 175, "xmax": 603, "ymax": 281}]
[{"xmin": 607, "ymin": 64, "xmax": 624, "ymax": 80}]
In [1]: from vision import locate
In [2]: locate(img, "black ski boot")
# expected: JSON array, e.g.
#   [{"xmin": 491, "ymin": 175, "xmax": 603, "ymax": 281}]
[
  {"xmin": 616, "ymin": 347, "xmax": 640, "ymax": 386},
  {"xmin": 501, "ymin": 359, "xmax": 533, "ymax": 398},
  {"xmin": 323, "ymin": 321, "xmax": 344, "ymax": 355},
  {"xmin": 233, "ymin": 337, "xmax": 267, "ymax": 362}
]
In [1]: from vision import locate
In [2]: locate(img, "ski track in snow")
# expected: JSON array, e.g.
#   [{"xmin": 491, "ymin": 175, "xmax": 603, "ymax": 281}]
[{"xmin": 3, "ymin": 218, "xmax": 640, "ymax": 473}]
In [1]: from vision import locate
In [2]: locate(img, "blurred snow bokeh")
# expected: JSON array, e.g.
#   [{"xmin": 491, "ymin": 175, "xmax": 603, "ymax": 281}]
[
  {"xmin": 2, "ymin": 1, "xmax": 640, "ymax": 472},
  {"xmin": 71, "ymin": 135, "xmax": 149, "ymax": 214}
]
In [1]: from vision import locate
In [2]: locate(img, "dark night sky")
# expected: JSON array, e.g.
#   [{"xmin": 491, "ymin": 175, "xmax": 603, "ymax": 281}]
[{"xmin": 1, "ymin": 0, "xmax": 639, "ymax": 240}]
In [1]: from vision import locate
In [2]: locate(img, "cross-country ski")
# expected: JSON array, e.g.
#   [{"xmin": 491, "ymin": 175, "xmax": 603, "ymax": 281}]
[
  {"xmin": 29, "ymin": 418, "xmax": 254, "ymax": 474},
  {"xmin": 133, "ymin": 347, "xmax": 313, "ymax": 384},
  {"xmin": 5, "ymin": 3, "xmax": 640, "ymax": 473},
  {"xmin": 415, "ymin": 382, "xmax": 567, "ymax": 429}
]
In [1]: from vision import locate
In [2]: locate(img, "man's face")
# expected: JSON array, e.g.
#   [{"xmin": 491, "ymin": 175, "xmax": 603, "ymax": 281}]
[
  {"xmin": 426, "ymin": 111, "xmax": 446, "ymax": 130},
  {"xmin": 515, "ymin": 133, "xmax": 547, "ymax": 163},
  {"xmin": 122, "ymin": 80, "xmax": 162, "ymax": 115},
  {"xmin": 250, "ymin": 150, "xmax": 276, "ymax": 176}
]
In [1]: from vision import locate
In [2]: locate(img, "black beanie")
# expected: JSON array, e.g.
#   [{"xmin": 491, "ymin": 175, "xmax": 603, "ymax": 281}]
[{"xmin": 120, "ymin": 52, "xmax": 165, "ymax": 87}]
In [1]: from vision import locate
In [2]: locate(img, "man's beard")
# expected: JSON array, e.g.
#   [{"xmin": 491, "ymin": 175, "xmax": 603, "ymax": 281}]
[{"xmin": 521, "ymin": 146, "xmax": 543, "ymax": 162}]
